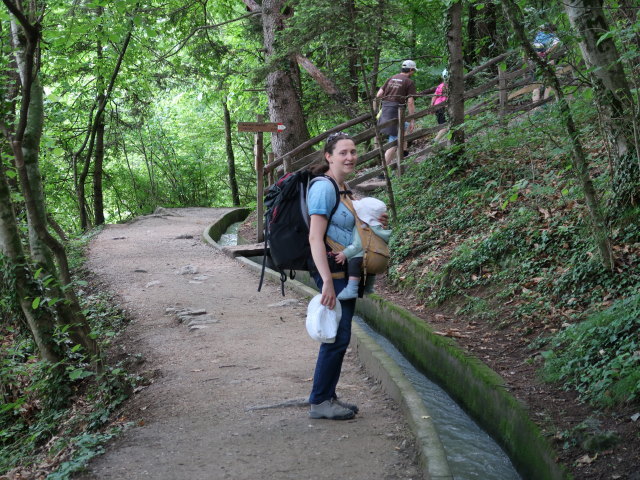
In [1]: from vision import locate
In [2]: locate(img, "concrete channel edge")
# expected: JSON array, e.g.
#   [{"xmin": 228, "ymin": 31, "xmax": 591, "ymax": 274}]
[{"xmin": 202, "ymin": 209, "xmax": 569, "ymax": 480}]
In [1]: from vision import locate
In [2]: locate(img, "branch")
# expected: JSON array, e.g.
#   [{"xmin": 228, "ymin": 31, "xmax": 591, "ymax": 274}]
[
  {"xmin": 79, "ymin": 25, "xmax": 134, "ymax": 172},
  {"xmin": 162, "ymin": 10, "xmax": 260, "ymax": 60},
  {"xmin": 2, "ymin": 0, "xmax": 37, "ymax": 37},
  {"xmin": 295, "ymin": 53, "xmax": 358, "ymax": 118}
]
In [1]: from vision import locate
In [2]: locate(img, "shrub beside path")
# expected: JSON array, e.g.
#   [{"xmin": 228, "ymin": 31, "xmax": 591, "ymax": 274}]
[{"xmin": 80, "ymin": 207, "xmax": 420, "ymax": 480}]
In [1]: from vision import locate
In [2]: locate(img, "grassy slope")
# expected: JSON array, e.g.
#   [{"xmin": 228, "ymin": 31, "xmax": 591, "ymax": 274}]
[{"xmin": 390, "ymin": 91, "xmax": 640, "ymax": 407}]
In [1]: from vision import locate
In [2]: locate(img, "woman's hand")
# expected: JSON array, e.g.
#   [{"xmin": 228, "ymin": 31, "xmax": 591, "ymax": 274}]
[
  {"xmin": 321, "ymin": 281, "xmax": 337, "ymax": 310},
  {"xmin": 378, "ymin": 212, "xmax": 389, "ymax": 228},
  {"xmin": 334, "ymin": 251, "xmax": 347, "ymax": 264}
]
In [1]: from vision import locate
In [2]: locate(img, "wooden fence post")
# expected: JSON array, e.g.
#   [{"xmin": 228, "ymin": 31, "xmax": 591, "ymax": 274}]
[
  {"xmin": 255, "ymin": 115, "xmax": 264, "ymax": 242},
  {"xmin": 283, "ymin": 153, "xmax": 291, "ymax": 174},
  {"xmin": 498, "ymin": 66, "xmax": 508, "ymax": 117},
  {"xmin": 395, "ymin": 105, "xmax": 405, "ymax": 177},
  {"xmin": 267, "ymin": 152, "xmax": 275, "ymax": 185}
]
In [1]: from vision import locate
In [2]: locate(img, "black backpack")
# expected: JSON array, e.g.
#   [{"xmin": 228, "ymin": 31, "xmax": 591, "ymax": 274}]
[{"xmin": 258, "ymin": 169, "xmax": 340, "ymax": 295}]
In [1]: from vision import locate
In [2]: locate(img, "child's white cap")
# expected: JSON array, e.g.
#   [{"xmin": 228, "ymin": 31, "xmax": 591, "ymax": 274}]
[{"xmin": 352, "ymin": 197, "xmax": 387, "ymax": 227}]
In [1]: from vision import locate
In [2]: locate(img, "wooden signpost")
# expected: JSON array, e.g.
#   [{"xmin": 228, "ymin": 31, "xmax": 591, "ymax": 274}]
[
  {"xmin": 237, "ymin": 122, "xmax": 286, "ymax": 133},
  {"xmin": 237, "ymin": 118, "xmax": 286, "ymax": 242}
]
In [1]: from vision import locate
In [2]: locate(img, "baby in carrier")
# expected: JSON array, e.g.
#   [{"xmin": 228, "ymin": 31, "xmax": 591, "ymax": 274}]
[{"xmin": 335, "ymin": 197, "xmax": 392, "ymax": 300}]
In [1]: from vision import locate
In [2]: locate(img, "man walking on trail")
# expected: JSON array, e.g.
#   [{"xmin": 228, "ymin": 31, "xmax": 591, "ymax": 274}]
[{"xmin": 376, "ymin": 59, "xmax": 417, "ymax": 170}]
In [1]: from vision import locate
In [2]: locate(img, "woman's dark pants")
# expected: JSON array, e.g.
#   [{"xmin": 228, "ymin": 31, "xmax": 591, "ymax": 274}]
[{"xmin": 308, "ymin": 274, "xmax": 356, "ymax": 405}]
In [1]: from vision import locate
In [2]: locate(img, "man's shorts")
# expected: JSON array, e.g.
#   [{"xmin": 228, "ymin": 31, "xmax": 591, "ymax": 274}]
[{"xmin": 388, "ymin": 122, "xmax": 410, "ymax": 143}]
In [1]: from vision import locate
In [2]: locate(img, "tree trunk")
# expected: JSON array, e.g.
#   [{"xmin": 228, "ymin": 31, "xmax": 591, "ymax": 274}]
[
  {"xmin": 447, "ymin": 0, "xmax": 465, "ymax": 149},
  {"xmin": 478, "ymin": 2, "xmax": 501, "ymax": 59},
  {"xmin": 75, "ymin": 21, "xmax": 133, "ymax": 230},
  {"xmin": 47, "ymin": 213, "xmax": 68, "ymax": 242},
  {"xmin": 9, "ymin": 9, "xmax": 100, "ymax": 357},
  {"xmin": 0, "ymin": 162, "xmax": 61, "ymax": 364},
  {"xmin": 564, "ymin": 0, "xmax": 639, "ymax": 211},
  {"xmin": 346, "ymin": 0, "xmax": 359, "ymax": 103},
  {"xmin": 93, "ymin": 10, "xmax": 106, "ymax": 226},
  {"xmin": 77, "ymin": 143, "xmax": 91, "ymax": 230},
  {"xmin": 222, "ymin": 99, "xmax": 240, "ymax": 207},
  {"xmin": 367, "ymin": 0, "xmax": 385, "ymax": 100},
  {"xmin": 246, "ymin": 0, "xmax": 312, "ymax": 159},
  {"xmin": 93, "ymin": 117, "xmax": 105, "ymax": 225},
  {"xmin": 502, "ymin": 0, "xmax": 615, "ymax": 272},
  {"xmin": 464, "ymin": 3, "xmax": 478, "ymax": 66}
]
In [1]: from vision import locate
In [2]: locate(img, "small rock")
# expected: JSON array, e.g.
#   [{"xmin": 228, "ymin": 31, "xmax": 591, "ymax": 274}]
[
  {"xmin": 112, "ymin": 236, "xmax": 126, "ymax": 240},
  {"xmin": 189, "ymin": 281, "xmax": 203, "ymax": 284},
  {"xmin": 176, "ymin": 265, "xmax": 198, "ymax": 275},
  {"xmin": 134, "ymin": 269, "xmax": 148, "ymax": 273},
  {"xmin": 580, "ymin": 430, "xmax": 620, "ymax": 452},
  {"xmin": 187, "ymin": 315, "xmax": 219, "ymax": 327},
  {"xmin": 193, "ymin": 275, "xmax": 208, "ymax": 281},
  {"xmin": 268, "ymin": 299, "xmax": 301, "ymax": 308},
  {"xmin": 145, "ymin": 280, "xmax": 161, "ymax": 288},
  {"xmin": 175, "ymin": 234, "xmax": 194, "ymax": 239},
  {"xmin": 189, "ymin": 325, "xmax": 208, "ymax": 332}
]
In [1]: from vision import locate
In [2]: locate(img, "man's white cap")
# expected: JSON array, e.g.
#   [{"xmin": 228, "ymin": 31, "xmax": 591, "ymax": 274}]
[
  {"xmin": 402, "ymin": 59, "xmax": 418, "ymax": 71},
  {"xmin": 353, "ymin": 197, "xmax": 387, "ymax": 227}
]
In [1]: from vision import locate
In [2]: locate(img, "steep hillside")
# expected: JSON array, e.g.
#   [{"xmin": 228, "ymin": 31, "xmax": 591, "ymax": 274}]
[{"xmin": 386, "ymin": 95, "xmax": 640, "ymax": 479}]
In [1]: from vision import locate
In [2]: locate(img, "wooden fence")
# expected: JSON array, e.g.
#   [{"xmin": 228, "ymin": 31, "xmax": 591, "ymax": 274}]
[{"xmin": 249, "ymin": 49, "xmax": 576, "ymax": 239}]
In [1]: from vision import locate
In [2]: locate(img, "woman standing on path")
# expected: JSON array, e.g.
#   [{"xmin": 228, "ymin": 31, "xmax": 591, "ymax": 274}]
[{"xmin": 306, "ymin": 132, "xmax": 360, "ymax": 420}]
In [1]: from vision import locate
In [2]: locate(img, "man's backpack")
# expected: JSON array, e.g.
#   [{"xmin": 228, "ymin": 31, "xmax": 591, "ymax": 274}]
[{"xmin": 257, "ymin": 170, "xmax": 340, "ymax": 295}]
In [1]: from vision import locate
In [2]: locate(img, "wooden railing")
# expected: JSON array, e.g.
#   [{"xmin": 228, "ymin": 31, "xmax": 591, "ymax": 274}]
[
  {"xmin": 264, "ymin": 49, "xmax": 574, "ymax": 182},
  {"xmin": 251, "ymin": 48, "xmax": 575, "ymax": 238}
]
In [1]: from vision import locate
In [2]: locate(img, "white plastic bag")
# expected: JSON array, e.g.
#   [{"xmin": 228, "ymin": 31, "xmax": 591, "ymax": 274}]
[{"xmin": 306, "ymin": 294, "xmax": 342, "ymax": 343}]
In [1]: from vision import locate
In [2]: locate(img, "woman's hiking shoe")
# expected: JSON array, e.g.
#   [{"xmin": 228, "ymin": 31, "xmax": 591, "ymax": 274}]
[
  {"xmin": 333, "ymin": 397, "xmax": 359, "ymax": 414},
  {"xmin": 309, "ymin": 399, "xmax": 355, "ymax": 420}
]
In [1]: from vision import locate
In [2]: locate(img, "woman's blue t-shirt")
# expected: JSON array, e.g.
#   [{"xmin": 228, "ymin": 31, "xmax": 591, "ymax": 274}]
[{"xmin": 307, "ymin": 179, "xmax": 354, "ymax": 247}]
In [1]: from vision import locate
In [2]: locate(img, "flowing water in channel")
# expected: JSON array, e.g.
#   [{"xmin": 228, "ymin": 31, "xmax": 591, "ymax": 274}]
[
  {"xmin": 356, "ymin": 318, "xmax": 521, "ymax": 480},
  {"xmin": 218, "ymin": 222, "xmax": 240, "ymax": 246}
]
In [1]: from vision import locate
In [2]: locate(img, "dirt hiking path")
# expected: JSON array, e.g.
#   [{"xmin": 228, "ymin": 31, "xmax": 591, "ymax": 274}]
[{"xmin": 80, "ymin": 208, "xmax": 421, "ymax": 480}]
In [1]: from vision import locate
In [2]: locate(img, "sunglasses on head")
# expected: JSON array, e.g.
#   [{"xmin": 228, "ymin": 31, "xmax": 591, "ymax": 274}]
[{"xmin": 326, "ymin": 132, "xmax": 351, "ymax": 144}]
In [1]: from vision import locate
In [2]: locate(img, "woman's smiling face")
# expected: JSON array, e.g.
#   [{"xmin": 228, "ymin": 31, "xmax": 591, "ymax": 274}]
[{"xmin": 326, "ymin": 139, "xmax": 357, "ymax": 176}]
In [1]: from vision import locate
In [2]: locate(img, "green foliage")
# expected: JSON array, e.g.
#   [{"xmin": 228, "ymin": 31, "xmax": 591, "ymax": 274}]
[
  {"xmin": 0, "ymin": 232, "xmax": 138, "ymax": 476},
  {"xmin": 541, "ymin": 294, "xmax": 640, "ymax": 407},
  {"xmin": 0, "ymin": 322, "xmax": 139, "ymax": 475},
  {"xmin": 46, "ymin": 429, "xmax": 121, "ymax": 480}
]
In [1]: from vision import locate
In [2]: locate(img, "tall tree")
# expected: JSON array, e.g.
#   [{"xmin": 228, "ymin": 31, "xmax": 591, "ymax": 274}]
[
  {"xmin": 447, "ymin": 0, "xmax": 465, "ymax": 149},
  {"xmin": 2, "ymin": 0, "xmax": 99, "ymax": 357},
  {"xmin": 242, "ymin": 0, "xmax": 312, "ymax": 159},
  {"xmin": 501, "ymin": 0, "xmax": 615, "ymax": 272},
  {"xmin": 564, "ymin": 0, "xmax": 639, "ymax": 212},
  {"xmin": 222, "ymin": 98, "xmax": 240, "ymax": 206},
  {"xmin": 75, "ymin": 15, "xmax": 134, "ymax": 231}
]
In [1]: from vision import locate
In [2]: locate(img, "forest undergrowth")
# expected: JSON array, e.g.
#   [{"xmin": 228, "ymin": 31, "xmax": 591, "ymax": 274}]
[
  {"xmin": 383, "ymin": 89, "xmax": 640, "ymax": 478},
  {"xmin": 0, "ymin": 231, "xmax": 142, "ymax": 479}
]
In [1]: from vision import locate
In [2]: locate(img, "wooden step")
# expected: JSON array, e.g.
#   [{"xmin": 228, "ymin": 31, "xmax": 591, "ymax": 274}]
[{"xmin": 221, "ymin": 243, "xmax": 266, "ymax": 258}]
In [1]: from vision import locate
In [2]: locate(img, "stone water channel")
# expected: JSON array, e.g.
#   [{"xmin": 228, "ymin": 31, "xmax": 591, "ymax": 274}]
[{"xmin": 220, "ymin": 222, "xmax": 521, "ymax": 480}]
